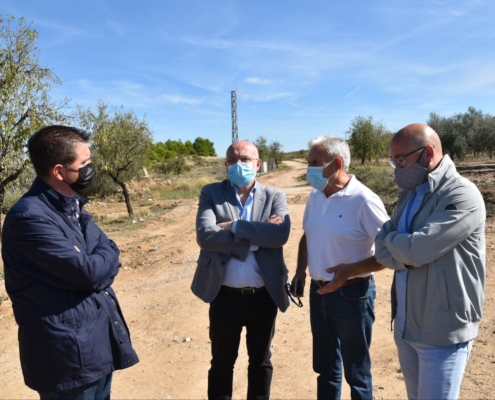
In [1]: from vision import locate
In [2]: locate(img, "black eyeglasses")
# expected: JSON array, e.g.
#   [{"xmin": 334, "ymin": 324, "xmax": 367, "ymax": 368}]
[{"xmin": 389, "ymin": 147, "xmax": 426, "ymax": 169}]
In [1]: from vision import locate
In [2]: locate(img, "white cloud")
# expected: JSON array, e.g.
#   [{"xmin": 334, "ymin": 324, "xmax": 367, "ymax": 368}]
[
  {"xmin": 246, "ymin": 77, "xmax": 271, "ymax": 85},
  {"xmin": 107, "ymin": 19, "xmax": 127, "ymax": 35},
  {"xmin": 311, "ymin": 104, "xmax": 330, "ymax": 115},
  {"xmin": 71, "ymin": 79, "xmax": 202, "ymax": 107},
  {"xmin": 345, "ymin": 86, "xmax": 361, "ymax": 98},
  {"xmin": 428, "ymin": 9, "xmax": 466, "ymax": 17},
  {"xmin": 162, "ymin": 95, "xmax": 201, "ymax": 105}
]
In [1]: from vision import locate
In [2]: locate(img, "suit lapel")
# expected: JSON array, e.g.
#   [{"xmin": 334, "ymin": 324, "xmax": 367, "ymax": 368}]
[
  {"xmin": 222, "ymin": 180, "xmax": 240, "ymax": 220},
  {"xmin": 252, "ymin": 182, "xmax": 266, "ymax": 222}
]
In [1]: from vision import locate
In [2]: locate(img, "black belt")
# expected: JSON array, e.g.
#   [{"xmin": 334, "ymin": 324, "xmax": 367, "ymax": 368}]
[
  {"xmin": 220, "ymin": 285, "xmax": 267, "ymax": 295},
  {"xmin": 314, "ymin": 275, "xmax": 373, "ymax": 288}
]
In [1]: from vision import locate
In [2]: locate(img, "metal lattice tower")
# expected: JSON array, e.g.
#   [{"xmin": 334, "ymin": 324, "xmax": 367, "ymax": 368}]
[{"xmin": 231, "ymin": 90, "xmax": 239, "ymax": 143}]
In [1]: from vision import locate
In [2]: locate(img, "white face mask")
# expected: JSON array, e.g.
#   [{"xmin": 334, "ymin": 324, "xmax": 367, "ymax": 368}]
[{"xmin": 306, "ymin": 160, "xmax": 337, "ymax": 190}]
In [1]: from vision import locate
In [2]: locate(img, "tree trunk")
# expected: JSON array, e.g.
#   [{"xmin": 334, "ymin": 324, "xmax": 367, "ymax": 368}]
[
  {"xmin": 112, "ymin": 177, "xmax": 133, "ymax": 217},
  {"xmin": 121, "ymin": 182, "xmax": 133, "ymax": 217},
  {"xmin": 361, "ymin": 157, "xmax": 365, "ymax": 165},
  {"xmin": 0, "ymin": 186, "xmax": 4, "ymax": 236}
]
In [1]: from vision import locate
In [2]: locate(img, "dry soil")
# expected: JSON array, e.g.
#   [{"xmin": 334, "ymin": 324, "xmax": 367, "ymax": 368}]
[{"xmin": 1, "ymin": 160, "xmax": 494, "ymax": 399}]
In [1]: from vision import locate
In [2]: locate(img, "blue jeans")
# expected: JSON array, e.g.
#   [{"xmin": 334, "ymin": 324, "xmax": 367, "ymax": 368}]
[
  {"xmin": 310, "ymin": 279, "xmax": 375, "ymax": 400},
  {"xmin": 394, "ymin": 321, "xmax": 473, "ymax": 399},
  {"xmin": 38, "ymin": 373, "xmax": 112, "ymax": 400}
]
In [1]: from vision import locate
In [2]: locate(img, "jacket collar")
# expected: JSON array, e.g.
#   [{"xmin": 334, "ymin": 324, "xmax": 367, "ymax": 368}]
[
  {"xmin": 426, "ymin": 154, "xmax": 456, "ymax": 193},
  {"xmin": 28, "ymin": 177, "xmax": 88, "ymax": 214},
  {"xmin": 394, "ymin": 155, "xmax": 457, "ymax": 224}
]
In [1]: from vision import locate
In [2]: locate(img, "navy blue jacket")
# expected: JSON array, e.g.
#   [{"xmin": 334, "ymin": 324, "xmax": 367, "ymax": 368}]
[{"xmin": 2, "ymin": 178, "xmax": 139, "ymax": 392}]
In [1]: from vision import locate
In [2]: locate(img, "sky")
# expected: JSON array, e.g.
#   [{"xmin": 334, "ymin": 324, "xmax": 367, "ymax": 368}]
[{"xmin": 2, "ymin": 0, "xmax": 495, "ymax": 157}]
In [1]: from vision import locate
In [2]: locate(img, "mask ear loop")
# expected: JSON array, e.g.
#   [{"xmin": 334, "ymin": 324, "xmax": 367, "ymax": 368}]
[
  {"xmin": 61, "ymin": 165, "xmax": 76, "ymax": 187},
  {"xmin": 285, "ymin": 283, "xmax": 303, "ymax": 307}
]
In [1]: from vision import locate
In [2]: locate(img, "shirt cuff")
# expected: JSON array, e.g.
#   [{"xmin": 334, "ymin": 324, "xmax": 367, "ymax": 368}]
[{"xmin": 232, "ymin": 219, "xmax": 238, "ymax": 233}]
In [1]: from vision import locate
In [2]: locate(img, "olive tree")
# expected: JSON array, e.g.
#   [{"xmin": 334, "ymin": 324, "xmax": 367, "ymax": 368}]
[
  {"xmin": 268, "ymin": 140, "xmax": 284, "ymax": 167},
  {"xmin": 428, "ymin": 111, "xmax": 476, "ymax": 161},
  {"xmin": 347, "ymin": 116, "xmax": 388, "ymax": 164},
  {"xmin": 78, "ymin": 102, "xmax": 153, "ymax": 217},
  {"xmin": 0, "ymin": 15, "xmax": 67, "ymax": 226},
  {"xmin": 254, "ymin": 136, "xmax": 270, "ymax": 160}
]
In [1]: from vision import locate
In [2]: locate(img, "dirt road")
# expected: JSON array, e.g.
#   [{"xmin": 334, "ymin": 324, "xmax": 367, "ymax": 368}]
[{"xmin": 1, "ymin": 161, "xmax": 494, "ymax": 399}]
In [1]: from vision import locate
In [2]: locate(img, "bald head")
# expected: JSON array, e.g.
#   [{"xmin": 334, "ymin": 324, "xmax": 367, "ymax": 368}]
[
  {"xmin": 392, "ymin": 123, "xmax": 442, "ymax": 155},
  {"xmin": 226, "ymin": 141, "xmax": 260, "ymax": 159},
  {"xmin": 390, "ymin": 123, "xmax": 443, "ymax": 172}
]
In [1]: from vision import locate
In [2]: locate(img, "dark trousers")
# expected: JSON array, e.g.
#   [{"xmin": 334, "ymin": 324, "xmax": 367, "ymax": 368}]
[
  {"xmin": 39, "ymin": 373, "xmax": 112, "ymax": 400},
  {"xmin": 208, "ymin": 289, "xmax": 278, "ymax": 400}
]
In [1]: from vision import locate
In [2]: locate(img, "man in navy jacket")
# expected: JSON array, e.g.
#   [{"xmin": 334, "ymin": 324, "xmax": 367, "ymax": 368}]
[{"xmin": 2, "ymin": 125, "xmax": 138, "ymax": 399}]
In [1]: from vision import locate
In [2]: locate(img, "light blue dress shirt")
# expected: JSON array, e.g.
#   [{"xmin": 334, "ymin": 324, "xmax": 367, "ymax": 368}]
[
  {"xmin": 395, "ymin": 181, "xmax": 431, "ymax": 328},
  {"xmin": 222, "ymin": 184, "xmax": 264, "ymax": 288}
]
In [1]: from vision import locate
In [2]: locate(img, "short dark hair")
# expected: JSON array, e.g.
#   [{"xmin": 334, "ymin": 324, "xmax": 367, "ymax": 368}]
[{"xmin": 27, "ymin": 125, "xmax": 90, "ymax": 177}]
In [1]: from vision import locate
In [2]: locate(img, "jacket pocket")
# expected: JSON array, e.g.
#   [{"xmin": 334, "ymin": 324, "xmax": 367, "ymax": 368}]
[
  {"xmin": 45, "ymin": 297, "xmax": 112, "ymax": 379},
  {"xmin": 421, "ymin": 260, "xmax": 451, "ymax": 328},
  {"xmin": 434, "ymin": 258, "xmax": 450, "ymax": 312},
  {"xmin": 57, "ymin": 298, "xmax": 102, "ymax": 329},
  {"xmin": 77, "ymin": 306, "xmax": 114, "ymax": 371},
  {"xmin": 197, "ymin": 253, "xmax": 211, "ymax": 267}
]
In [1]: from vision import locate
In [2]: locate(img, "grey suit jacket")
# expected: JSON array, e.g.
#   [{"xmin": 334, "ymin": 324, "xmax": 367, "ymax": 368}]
[{"xmin": 191, "ymin": 179, "xmax": 291, "ymax": 312}]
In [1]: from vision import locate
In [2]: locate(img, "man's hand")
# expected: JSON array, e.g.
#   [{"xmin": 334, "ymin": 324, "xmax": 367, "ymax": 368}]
[
  {"xmin": 217, "ymin": 220, "xmax": 234, "ymax": 232},
  {"xmin": 266, "ymin": 214, "xmax": 283, "ymax": 224},
  {"xmin": 290, "ymin": 270, "xmax": 307, "ymax": 298},
  {"xmin": 317, "ymin": 263, "xmax": 353, "ymax": 294},
  {"xmin": 317, "ymin": 257, "xmax": 384, "ymax": 295}
]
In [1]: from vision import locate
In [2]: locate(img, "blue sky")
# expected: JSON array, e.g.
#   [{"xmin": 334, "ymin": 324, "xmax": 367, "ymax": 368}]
[{"xmin": 3, "ymin": 0, "xmax": 495, "ymax": 157}]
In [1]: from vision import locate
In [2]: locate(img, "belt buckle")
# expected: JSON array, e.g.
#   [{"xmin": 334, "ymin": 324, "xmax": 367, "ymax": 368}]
[{"xmin": 241, "ymin": 287, "xmax": 255, "ymax": 295}]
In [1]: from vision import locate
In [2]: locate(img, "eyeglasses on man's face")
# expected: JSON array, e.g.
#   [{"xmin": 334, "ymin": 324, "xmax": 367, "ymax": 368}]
[
  {"xmin": 226, "ymin": 156, "xmax": 258, "ymax": 165},
  {"xmin": 389, "ymin": 147, "xmax": 426, "ymax": 169}
]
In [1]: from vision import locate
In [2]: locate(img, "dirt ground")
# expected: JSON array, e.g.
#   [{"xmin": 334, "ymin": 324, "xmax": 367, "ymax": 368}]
[{"xmin": 1, "ymin": 160, "xmax": 494, "ymax": 399}]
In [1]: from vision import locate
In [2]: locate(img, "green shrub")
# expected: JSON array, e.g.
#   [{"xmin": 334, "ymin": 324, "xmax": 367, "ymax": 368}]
[
  {"xmin": 152, "ymin": 156, "xmax": 192, "ymax": 175},
  {"xmin": 349, "ymin": 163, "xmax": 399, "ymax": 215},
  {"xmin": 150, "ymin": 177, "xmax": 216, "ymax": 200}
]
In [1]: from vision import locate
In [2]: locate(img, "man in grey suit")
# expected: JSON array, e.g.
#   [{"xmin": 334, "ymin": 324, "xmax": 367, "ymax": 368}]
[{"xmin": 192, "ymin": 140, "xmax": 291, "ymax": 400}]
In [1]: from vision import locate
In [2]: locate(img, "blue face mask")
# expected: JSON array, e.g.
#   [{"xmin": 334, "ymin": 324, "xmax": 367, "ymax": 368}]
[
  {"xmin": 228, "ymin": 162, "xmax": 255, "ymax": 187},
  {"xmin": 306, "ymin": 160, "xmax": 336, "ymax": 191}
]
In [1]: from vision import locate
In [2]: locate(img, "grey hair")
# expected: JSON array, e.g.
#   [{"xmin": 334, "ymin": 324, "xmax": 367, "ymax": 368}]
[{"xmin": 308, "ymin": 135, "xmax": 351, "ymax": 170}]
